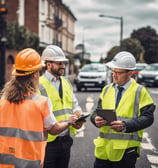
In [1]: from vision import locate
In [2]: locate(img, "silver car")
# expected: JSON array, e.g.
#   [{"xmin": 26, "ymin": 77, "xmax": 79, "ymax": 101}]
[
  {"xmin": 75, "ymin": 63, "xmax": 111, "ymax": 91},
  {"xmin": 137, "ymin": 63, "xmax": 158, "ymax": 86}
]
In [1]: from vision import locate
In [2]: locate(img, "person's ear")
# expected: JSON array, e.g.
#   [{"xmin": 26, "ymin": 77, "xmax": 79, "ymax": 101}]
[{"xmin": 33, "ymin": 71, "xmax": 39, "ymax": 79}]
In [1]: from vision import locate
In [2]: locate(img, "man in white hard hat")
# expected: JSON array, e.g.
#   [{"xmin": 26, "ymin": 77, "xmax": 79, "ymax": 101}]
[
  {"xmin": 90, "ymin": 51, "xmax": 155, "ymax": 168},
  {"xmin": 39, "ymin": 45, "xmax": 84, "ymax": 168}
]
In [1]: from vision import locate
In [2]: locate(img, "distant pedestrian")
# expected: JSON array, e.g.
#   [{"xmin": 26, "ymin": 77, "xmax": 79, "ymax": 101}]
[{"xmin": 91, "ymin": 51, "xmax": 155, "ymax": 168}]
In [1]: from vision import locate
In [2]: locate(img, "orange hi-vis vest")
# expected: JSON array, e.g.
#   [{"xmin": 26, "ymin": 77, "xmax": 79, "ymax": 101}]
[{"xmin": 0, "ymin": 95, "xmax": 51, "ymax": 168}]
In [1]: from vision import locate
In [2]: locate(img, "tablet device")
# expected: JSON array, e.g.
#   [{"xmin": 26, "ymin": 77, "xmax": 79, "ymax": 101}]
[
  {"xmin": 76, "ymin": 113, "xmax": 90, "ymax": 122},
  {"xmin": 96, "ymin": 108, "xmax": 117, "ymax": 125}
]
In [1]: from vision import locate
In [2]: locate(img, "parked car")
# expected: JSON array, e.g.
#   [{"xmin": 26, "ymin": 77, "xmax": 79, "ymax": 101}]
[
  {"xmin": 137, "ymin": 63, "xmax": 158, "ymax": 86},
  {"xmin": 132, "ymin": 63, "xmax": 148, "ymax": 80},
  {"xmin": 75, "ymin": 63, "xmax": 110, "ymax": 91}
]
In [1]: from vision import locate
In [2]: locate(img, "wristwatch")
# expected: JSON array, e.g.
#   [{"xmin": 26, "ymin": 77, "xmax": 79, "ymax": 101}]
[
  {"xmin": 122, "ymin": 121, "xmax": 126, "ymax": 132},
  {"xmin": 65, "ymin": 120, "xmax": 72, "ymax": 126}
]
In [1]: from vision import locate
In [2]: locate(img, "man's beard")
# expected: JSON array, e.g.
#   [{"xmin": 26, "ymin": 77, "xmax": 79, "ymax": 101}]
[{"xmin": 51, "ymin": 67, "xmax": 65, "ymax": 77}]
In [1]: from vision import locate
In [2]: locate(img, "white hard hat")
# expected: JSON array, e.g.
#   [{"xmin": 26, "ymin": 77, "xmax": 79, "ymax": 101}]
[
  {"xmin": 42, "ymin": 45, "xmax": 68, "ymax": 62},
  {"xmin": 107, "ymin": 51, "xmax": 136, "ymax": 70}
]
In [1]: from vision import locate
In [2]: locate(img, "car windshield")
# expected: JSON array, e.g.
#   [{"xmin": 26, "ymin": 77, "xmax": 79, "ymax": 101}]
[
  {"xmin": 145, "ymin": 65, "xmax": 158, "ymax": 71},
  {"xmin": 135, "ymin": 65, "xmax": 146, "ymax": 71},
  {"xmin": 80, "ymin": 65, "xmax": 105, "ymax": 72}
]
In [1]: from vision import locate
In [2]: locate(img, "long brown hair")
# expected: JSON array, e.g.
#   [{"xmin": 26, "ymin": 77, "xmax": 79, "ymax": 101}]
[{"xmin": 1, "ymin": 73, "xmax": 38, "ymax": 104}]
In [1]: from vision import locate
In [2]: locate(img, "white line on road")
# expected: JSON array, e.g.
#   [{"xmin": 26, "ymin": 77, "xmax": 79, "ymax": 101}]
[
  {"xmin": 76, "ymin": 111, "xmax": 92, "ymax": 137},
  {"xmin": 147, "ymin": 154, "xmax": 158, "ymax": 164},
  {"xmin": 76, "ymin": 95, "xmax": 95, "ymax": 138},
  {"xmin": 142, "ymin": 132, "xmax": 158, "ymax": 166},
  {"xmin": 151, "ymin": 165, "xmax": 158, "ymax": 168},
  {"xmin": 76, "ymin": 124, "xmax": 85, "ymax": 137},
  {"xmin": 142, "ymin": 132, "xmax": 156, "ymax": 151},
  {"xmin": 148, "ymin": 88, "xmax": 158, "ymax": 94},
  {"xmin": 86, "ymin": 96, "xmax": 94, "ymax": 113}
]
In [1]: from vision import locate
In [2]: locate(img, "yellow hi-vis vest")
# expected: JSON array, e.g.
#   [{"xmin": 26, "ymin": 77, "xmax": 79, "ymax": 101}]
[
  {"xmin": 94, "ymin": 79, "xmax": 154, "ymax": 161},
  {"xmin": 39, "ymin": 76, "xmax": 76, "ymax": 142}
]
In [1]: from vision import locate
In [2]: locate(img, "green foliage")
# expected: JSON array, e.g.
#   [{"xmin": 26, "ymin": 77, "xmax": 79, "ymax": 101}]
[
  {"xmin": 131, "ymin": 26, "xmax": 158, "ymax": 63},
  {"xmin": 102, "ymin": 26, "xmax": 158, "ymax": 64},
  {"xmin": 106, "ymin": 38, "xmax": 144, "ymax": 63},
  {"xmin": 106, "ymin": 46, "xmax": 120, "ymax": 62},
  {"xmin": 120, "ymin": 38, "xmax": 144, "ymax": 62},
  {"xmin": 6, "ymin": 21, "xmax": 39, "ymax": 51}
]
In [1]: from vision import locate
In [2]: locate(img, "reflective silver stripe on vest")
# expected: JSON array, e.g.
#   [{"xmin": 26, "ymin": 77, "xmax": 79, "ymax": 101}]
[
  {"xmin": 39, "ymin": 84, "xmax": 73, "ymax": 116},
  {"xmin": 100, "ymin": 85, "xmax": 143, "ymax": 142},
  {"xmin": 53, "ymin": 109, "xmax": 72, "ymax": 117},
  {"xmin": 99, "ymin": 132, "xmax": 142, "ymax": 141},
  {"xmin": 39, "ymin": 84, "xmax": 48, "ymax": 97},
  {"xmin": 103, "ymin": 85, "xmax": 111, "ymax": 97},
  {"xmin": 132, "ymin": 85, "xmax": 143, "ymax": 141},
  {"xmin": 0, "ymin": 127, "xmax": 44, "ymax": 141},
  {"xmin": 134, "ymin": 85, "xmax": 143, "ymax": 118},
  {"xmin": 0, "ymin": 153, "xmax": 40, "ymax": 168}
]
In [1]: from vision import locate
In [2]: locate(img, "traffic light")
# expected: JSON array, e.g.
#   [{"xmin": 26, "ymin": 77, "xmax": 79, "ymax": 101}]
[{"xmin": 0, "ymin": 0, "xmax": 7, "ymax": 15}]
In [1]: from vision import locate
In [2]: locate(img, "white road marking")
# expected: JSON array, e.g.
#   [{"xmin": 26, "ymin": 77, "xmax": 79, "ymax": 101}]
[
  {"xmin": 76, "ymin": 95, "xmax": 95, "ymax": 137},
  {"xmin": 147, "ymin": 155, "xmax": 158, "ymax": 165},
  {"xmin": 86, "ymin": 96, "xmax": 94, "ymax": 113},
  {"xmin": 142, "ymin": 132, "xmax": 158, "ymax": 166},
  {"xmin": 142, "ymin": 132, "xmax": 156, "ymax": 151},
  {"xmin": 76, "ymin": 124, "xmax": 85, "ymax": 137},
  {"xmin": 151, "ymin": 165, "xmax": 158, "ymax": 168},
  {"xmin": 76, "ymin": 130, "xmax": 84, "ymax": 137},
  {"xmin": 148, "ymin": 88, "xmax": 158, "ymax": 94}
]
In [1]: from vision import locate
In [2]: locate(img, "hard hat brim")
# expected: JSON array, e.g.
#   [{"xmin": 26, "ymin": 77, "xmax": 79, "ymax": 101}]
[
  {"xmin": 12, "ymin": 63, "xmax": 45, "ymax": 76},
  {"xmin": 106, "ymin": 61, "xmax": 136, "ymax": 70},
  {"xmin": 52, "ymin": 58, "xmax": 68, "ymax": 62},
  {"xmin": 42, "ymin": 57, "xmax": 68, "ymax": 62}
]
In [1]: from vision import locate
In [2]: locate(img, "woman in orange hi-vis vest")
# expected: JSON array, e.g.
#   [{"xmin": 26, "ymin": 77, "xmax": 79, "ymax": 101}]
[{"xmin": 0, "ymin": 48, "xmax": 78, "ymax": 168}]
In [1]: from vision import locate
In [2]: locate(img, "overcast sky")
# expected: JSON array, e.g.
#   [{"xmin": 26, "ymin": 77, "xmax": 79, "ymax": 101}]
[{"xmin": 63, "ymin": 0, "xmax": 158, "ymax": 57}]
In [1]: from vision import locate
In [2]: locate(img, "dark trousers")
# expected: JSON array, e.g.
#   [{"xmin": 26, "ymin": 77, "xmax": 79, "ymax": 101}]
[
  {"xmin": 43, "ymin": 135, "xmax": 73, "ymax": 168},
  {"xmin": 94, "ymin": 147, "xmax": 139, "ymax": 168}
]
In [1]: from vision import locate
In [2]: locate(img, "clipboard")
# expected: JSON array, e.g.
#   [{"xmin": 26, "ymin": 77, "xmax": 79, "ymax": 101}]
[
  {"xmin": 95, "ymin": 108, "xmax": 117, "ymax": 125},
  {"xmin": 76, "ymin": 113, "xmax": 90, "ymax": 123}
]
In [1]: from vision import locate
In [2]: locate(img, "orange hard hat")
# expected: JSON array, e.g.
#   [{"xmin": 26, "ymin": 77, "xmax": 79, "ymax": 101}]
[{"xmin": 12, "ymin": 48, "xmax": 45, "ymax": 76}]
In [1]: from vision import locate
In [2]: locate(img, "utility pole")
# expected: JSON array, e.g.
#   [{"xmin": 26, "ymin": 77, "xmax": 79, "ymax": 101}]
[
  {"xmin": 99, "ymin": 14, "xmax": 123, "ymax": 46},
  {"xmin": 0, "ymin": 0, "xmax": 7, "ymax": 89}
]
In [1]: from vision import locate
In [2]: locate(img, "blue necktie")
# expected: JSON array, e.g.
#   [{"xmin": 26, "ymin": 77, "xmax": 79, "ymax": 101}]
[{"xmin": 116, "ymin": 86, "xmax": 124, "ymax": 108}]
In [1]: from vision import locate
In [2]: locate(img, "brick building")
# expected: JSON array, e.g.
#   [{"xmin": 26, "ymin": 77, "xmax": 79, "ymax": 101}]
[{"xmin": 3, "ymin": 0, "xmax": 77, "ymax": 83}]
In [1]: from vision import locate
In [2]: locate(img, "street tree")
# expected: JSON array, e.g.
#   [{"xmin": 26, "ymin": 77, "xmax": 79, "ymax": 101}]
[
  {"xmin": 106, "ymin": 38, "xmax": 144, "ymax": 63},
  {"xmin": 131, "ymin": 26, "xmax": 158, "ymax": 63},
  {"xmin": 6, "ymin": 21, "xmax": 39, "ymax": 51},
  {"xmin": 120, "ymin": 38, "xmax": 144, "ymax": 62}
]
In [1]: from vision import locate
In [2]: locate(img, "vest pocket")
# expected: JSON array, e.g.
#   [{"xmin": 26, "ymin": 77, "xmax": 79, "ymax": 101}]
[
  {"xmin": 113, "ymin": 140, "xmax": 128, "ymax": 149},
  {"xmin": 94, "ymin": 137, "xmax": 108, "ymax": 160},
  {"xmin": 106, "ymin": 140, "xmax": 128, "ymax": 161}
]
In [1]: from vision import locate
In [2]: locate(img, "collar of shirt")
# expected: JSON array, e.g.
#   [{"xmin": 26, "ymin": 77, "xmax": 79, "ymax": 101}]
[
  {"xmin": 113, "ymin": 79, "xmax": 132, "ymax": 95},
  {"xmin": 44, "ymin": 71, "xmax": 60, "ymax": 90}
]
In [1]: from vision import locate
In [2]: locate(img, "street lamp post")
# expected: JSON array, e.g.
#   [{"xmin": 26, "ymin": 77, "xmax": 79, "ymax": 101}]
[
  {"xmin": 82, "ymin": 28, "xmax": 85, "ymax": 60},
  {"xmin": 99, "ymin": 14, "xmax": 123, "ymax": 46}
]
